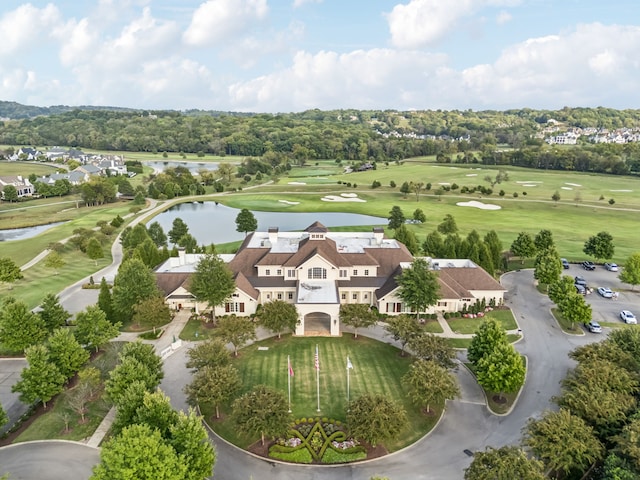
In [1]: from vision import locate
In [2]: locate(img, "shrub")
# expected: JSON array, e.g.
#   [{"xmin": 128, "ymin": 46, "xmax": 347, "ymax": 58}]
[
  {"xmin": 269, "ymin": 447, "xmax": 313, "ymax": 463},
  {"xmin": 322, "ymin": 447, "xmax": 367, "ymax": 464},
  {"xmin": 389, "ymin": 180, "xmax": 396, "ymax": 188},
  {"xmin": 513, "ymin": 192, "xmax": 519, "ymax": 198},
  {"xmin": 522, "ymin": 191, "xmax": 527, "ymax": 196}
]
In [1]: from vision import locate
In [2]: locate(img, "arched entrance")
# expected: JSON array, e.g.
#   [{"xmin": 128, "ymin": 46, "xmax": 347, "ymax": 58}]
[{"xmin": 304, "ymin": 312, "xmax": 332, "ymax": 336}]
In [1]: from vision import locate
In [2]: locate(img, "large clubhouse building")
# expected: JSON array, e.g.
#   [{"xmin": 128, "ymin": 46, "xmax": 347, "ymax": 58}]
[{"xmin": 155, "ymin": 222, "xmax": 505, "ymax": 336}]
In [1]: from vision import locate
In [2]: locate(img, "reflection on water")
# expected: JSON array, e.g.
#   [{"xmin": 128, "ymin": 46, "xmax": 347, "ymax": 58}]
[
  {"xmin": 0, "ymin": 221, "xmax": 67, "ymax": 242},
  {"xmin": 150, "ymin": 202, "xmax": 386, "ymax": 245},
  {"xmin": 145, "ymin": 161, "xmax": 219, "ymax": 174}
]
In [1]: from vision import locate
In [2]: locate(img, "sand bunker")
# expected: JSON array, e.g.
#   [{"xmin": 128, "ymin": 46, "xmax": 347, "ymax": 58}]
[
  {"xmin": 288, "ymin": 181, "xmax": 306, "ymax": 185},
  {"xmin": 278, "ymin": 200, "xmax": 300, "ymax": 205},
  {"xmin": 516, "ymin": 181, "xmax": 542, "ymax": 184},
  {"xmin": 561, "ymin": 187, "xmax": 573, "ymax": 190},
  {"xmin": 611, "ymin": 189, "xmax": 632, "ymax": 192},
  {"xmin": 321, "ymin": 195, "xmax": 366, "ymax": 203},
  {"xmin": 522, "ymin": 184, "xmax": 538, "ymax": 187},
  {"xmin": 340, "ymin": 193, "xmax": 359, "ymax": 198},
  {"xmin": 465, "ymin": 174, "xmax": 478, "ymax": 177},
  {"xmin": 438, "ymin": 182, "xmax": 450, "ymax": 185},
  {"xmin": 456, "ymin": 201, "xmax": 501, "ymax": 211},
  {"xmin": 565, "ymin": 183, "xmax": 581, "ymax": 187}
]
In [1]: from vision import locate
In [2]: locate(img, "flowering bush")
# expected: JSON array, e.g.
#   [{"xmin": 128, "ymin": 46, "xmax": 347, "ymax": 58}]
[
  {"xmin": 332, "ymin": 439, "xmax": 359, "ymax": 450},
  {"xmin": 286, "ymin": 437, "xmax": 301, "ymax": 447}
]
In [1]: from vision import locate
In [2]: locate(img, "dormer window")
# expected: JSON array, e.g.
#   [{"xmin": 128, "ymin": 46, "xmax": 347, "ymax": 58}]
[{"xmin": 308, "ymin": 267, "xmax": 327, "ymax": 279}]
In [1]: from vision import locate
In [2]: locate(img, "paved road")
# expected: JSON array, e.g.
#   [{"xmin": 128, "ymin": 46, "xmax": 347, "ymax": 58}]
[{"xmin": 0, "ymin": 441, "xmax": 99, "ymax": 479}]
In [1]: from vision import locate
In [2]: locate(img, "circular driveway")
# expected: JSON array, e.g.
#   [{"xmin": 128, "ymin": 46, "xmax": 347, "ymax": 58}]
[{"xmin": 0, "ymin": 441, "xmax": 99, "ymax": 479}]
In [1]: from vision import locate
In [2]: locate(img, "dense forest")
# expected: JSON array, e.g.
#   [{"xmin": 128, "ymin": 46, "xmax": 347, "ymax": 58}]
[{"xmin": 1, "ymin": 102, "xmax": 640, "ymax": 175}]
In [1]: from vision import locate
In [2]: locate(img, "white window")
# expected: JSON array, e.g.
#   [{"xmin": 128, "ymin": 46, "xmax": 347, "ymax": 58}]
[
  {"xmin": 352, "ymin": 293, "xmax": 357, "ymax": 300},
  {"xmin": 364, "ymin": 293, "xmax": 368, "ymax": 299},
  {"xmin": 288, "ymin": 292, "xmax": 293, "ymax": 300},
  {"xmin": 288, "ymin": 270, "xmax": 295, "ymax": 278},
  {"xmin": 339, "ymin": 270, "xmax": 347, "ymax": 278},
  {"xmin": 308, "ymin": 267, "xmax": 327, "ymax": 279},
  {"xmin": 277, "ymin": 269, "xmax": 282, "ymax": 276},
  {"xmin": 277, "ymin": 293, "xmax": 282, "ymax": 300},
  {"xmin": 265, "ymin": 269, "xmax": 271, "ymax": 276},
  {"xmin": 353, "ymin": 269, "xmax": 358, "ymax": 276},
  {"xmin": 225, "ymin": 302, "xmax": 245, "ymax": 313},
  {"xmin": 364, "ymin": 269, "xmax": 369, "ymax": 276},
  {"xmin": 341, "ymin": 293, "xmax": 347, "ymax": 300}
]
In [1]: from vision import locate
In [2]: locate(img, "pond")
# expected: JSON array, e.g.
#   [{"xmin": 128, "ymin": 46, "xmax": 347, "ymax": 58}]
[
  {"xmin": 150, "ymin": 202, "xmax": 386, "ymax": 245},
  {"xmin": 144, "ymin": 161, "xmax": 219, "ymax": 174},
  {"xmin": 0, "ymin": 221, "xmax": 67, "ymax": 242}
]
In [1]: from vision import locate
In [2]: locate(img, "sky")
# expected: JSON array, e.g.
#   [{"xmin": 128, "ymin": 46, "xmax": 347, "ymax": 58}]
[{"xmin": 0, "ymin": 0, "xmax": 639, "ymax": 113}]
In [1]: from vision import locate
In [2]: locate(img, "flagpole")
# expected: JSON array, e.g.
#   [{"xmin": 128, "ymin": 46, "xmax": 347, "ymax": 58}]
[
  {"xmin": 347, "ymin": 357, "xmax": 350, "ymax": 403},
  {"xmin": 316, "ymin": 345, "xmax": 320, "ymax": 412},
  {"xmin": 287, "ymin": 355, "xmax": 292, "ymax": 413}
]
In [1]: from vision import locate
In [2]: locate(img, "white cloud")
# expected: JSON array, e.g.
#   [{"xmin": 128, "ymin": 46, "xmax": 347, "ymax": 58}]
[
  {"xmin": 183, "ymin": 0, "xmax": 269, "ymax": 47},
  {"xmin": 293, "ymin": 0, "xmax": 323, "ymax": 7},
  {"xmin": 55, "ymin": 18, "xmax": 99, "ymax": 66},
  {"xmin": 496, "ymin": 10, "xmax": 512, "ymax": 24},
  {"xmin": 386, "ymin": 0, "xmax": 520, "ymax": 48},
  {"xmin": 0, "ymin": 4, "xmax": 61, "ymax": 57}
]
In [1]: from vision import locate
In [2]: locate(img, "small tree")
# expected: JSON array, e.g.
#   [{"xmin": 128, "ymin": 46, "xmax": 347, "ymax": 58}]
[
  {"xmin": 548, "ymin": 275, "xmax": 576, "ymax": 306},
  {"xmin": 339, "ymin": 303, "xmax": 378, "ymax": 339},
  {"xmin": 232, "ymin": 385, "xmax": 291, "ymax": 446},
  {"xmin": 259, "ymin": 300, "xmax": 298, "ymax": 339},
  {"xmin": 74, "ymin": 305, "xmax": 121, "ymax": 353},
  {"xmin": 0, "ymin": 297, "xmax": 47, "ymax": 353},
  {"xmin": 66, "ymin": 381, "xmax": 93, "ymax": 423},
  {"xmin": 407, "ymin": 333, "xmax": 457, "ymax": 369},
  {"xmin": 2, "ymin": 185, "xmax": 18, "ymax": 202},
  {"xmin": 412, "ymin": 208, "xmax": 426, "ymax": 223},
  {"xmin": 467, "ymin": 318, "xmax": 508, "ymax": 366},
  {"xmin": 39, "ymin": 293, "xmax": 71, "ymax": 332},
  {"xmin": 346, "ymin": 394, "xmax": 408, "ymax": 447},
  {"xmin": 185, "ymin": 338, "xmax": 231, "ymax": 372},
  {"xmin": 12, "ymin": 344, "xmax": 66, "ymax": 409},
  {"xmin": 464, "ymin": 446, "xmax": 545, "ymax": 480},
  {"xmin": 112, "ymin": 258, "xmax": 159, "ymax": 323},
  {"xmin": 399, "ymin": 181, "xmax": 410, "ymax": 198},
  {"xmin": 86, "ymin": 237, "xmax": 104, "ymax": 266},
  {"xmin": 559, "ymin": 292, "xmax": 592, "ymax": 330},
  {"xmin": 409, "ymin": 181, "xmax": 424, "ymax": 202},
  {"xmin": 185, "ymin": 364, "xmax": 242, "ymax": 418},
  {"xmin": 132, "ymin": 296, "xmax": 172, "ymax": 333},
  {"xmin": 147, "ymin": 221, "xmax": 168, "ymax": 247},
  {"xmin": 510, "ymin": 232, "xmax": 536, "ymax": 264},
  {"xmin": 0, "ymin": 257, "xmax": 23, "ymax": 289},
  {"xmin": 583, "ymin": 231, "xmax": 615, "ymax": 262},
  {"xmin": 619, "ymin": 252, "xmax": 640, "ymax": 291},
  {"xmin": 235, "ymin": 208, "xmax": 258, "ymax": 236},
  {"xmin": 394, "ymin": 223, "xmax": 420, "ymax": 255},
  {"xmin": 437, "ymin": 214, "xmax": 458, "ymax": 235},
  {"xmin": 0, "ymin": 403, "xmax": 8, "ymax": 430},
  {"xmin": 47, "ymin": 327, "xmax": 90, "ymax": 380},
  {"xmin": 168, "ymin": 217, "xmax": 189, "ymax": 245},
  {"xmin": 533, "ymin": 246, "xmax": 562, "ymax": 291},
  {"xmin": 385, "ymin": 314, "xmax": 422, "ymax": 356},
  {"xmin": 403, "ymin": 359, "xmax": 459, "ymax": 413},
  {"xmin": 551, "ymin": 190, "xmax": 561, "ymax": 203},
  {"xmin": 97, "ymin": 277, "xmax": 115, "ymax": 323},
  {"xmin": 475, "ymin": 342, "xmax": 525, "ymax": 401},
  {"xmin": 388, "ymin": 206, "xmax": 405, "ymax": 230},
  {"xmin": 44, "ymin": 251, "xmax": 65, "ymax": 275},
  {"xmin": 217, "ymin": 315, "xmax": 256, "ymax": 356}
]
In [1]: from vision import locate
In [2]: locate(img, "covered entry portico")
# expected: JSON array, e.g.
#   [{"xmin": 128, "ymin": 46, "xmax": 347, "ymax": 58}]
[{"xmin": 295, "ymin": 304, "xmax": 340, "ymax": 336}]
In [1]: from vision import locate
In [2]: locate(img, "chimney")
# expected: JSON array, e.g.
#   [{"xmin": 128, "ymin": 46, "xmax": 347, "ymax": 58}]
[
  {"xmin": 373, "ymin": 227, "xmax": 384, "ymax": 245},
  {"xmin": 268, "ymin": 227, "xmax": 278, "ymax": 246},
  {"xmin": 177, "ymin": 247, "xmax": 186, "ymax": 266}
]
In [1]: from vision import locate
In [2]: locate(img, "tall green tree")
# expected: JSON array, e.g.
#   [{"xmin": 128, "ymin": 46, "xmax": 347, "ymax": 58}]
[
  {"xmin": 548, "ymin": 275, "xmax": 576, "ymax": 306},
  {"xmin": 403, "ymin": 359, "xmax": 459, "ymax": 413},
  {"xmin": 112, "ymin": 258, "xmax": 159, "ymax": 323},
  {"xmin": 147, "ymin": 221, "xmax": 168, "ymax": 247},
  {"xmin": 0, "ymin": 297, "xmax": 47, "ymax": 352},
  {"xmin": 422, "ymin": 230, "xmax": 444, "ymax": 257},
  {"xmin": 399, "ymin": 181, "xmax": 410, "ymax": 198},
  {"xmin": 74, "ymin": 305, "xmax": 121, "ymax": 353},
  {"xmin": 475, "ymin": 342, "xmax": 525, "ymax": 401},
  {"xmin": 559, "ymin": 292, "xmax": 592, "ymax": 330},
  {"xmin": 168, "ymin": 217, "xmax": 189, "ymax": 245},
  {"xmin": 614, "ymin": 418, "xmax": 640, "ymax": 471},
  {"xmin": 385, "ymin": 314, "xmax": 422, "ymax": 356},
  {"xmin": 464, "ymin": 446, "xmax": 545, "ymax": 480},
  {"xmin": 185, "ymin": 364, "xmax": 242, "ymax": 418},
  {"xmin": 106, "ymin": 357, "xmax": 161, "ymax": 405},
  {"xmin": 467, "ymin": 318, "xmax": 508, "ymax": 366},
  {"xmin": 410, "ymin": 181, "xmax": 424, "ymax": 202},
  {"xmin": 533, "ymin": 246, "xmax": 562, "ymax": 291},
  {"xmin": 232, "ymin": 385, "xmax": 291, "ymax": 446},
  {"xmin": 119, "ymin": 341, "xmax": 164, "ymax": 386},
  {"xmin": 169, "ymin": 409, "xmax": 216, "ymax": 480},
  {"xmin": 134, "ymin": 238, "xmax": 162, "ymax": 268},
  {"xmin": 0, "ymin": 257, "xmax": 23, "ymax": 289},
  {"xmin": 258, "ymin": 300, "xmax": 299, "ymax": 339},
  {"xmin": 12, "ymin": 344, "xmax": 66, "ymax": 408},
  {"xmin": 510, "ymin": 232, "xmax": 536, "ymax": 264},
  {"xmin": 346, "ymin": 394, "xmax": 408, "ymax": 447},
  {"xmin": 583, "ymin": 231, "xmax": 615, "ymax": 262},
  {"xmin": 483, "ymin": 230, "xmax": 503, "ymax": 271},
  {"xmin": 339, "ymin": 303, "xmax": 378, "ymax": 339},
  {"xmin": 189, "ymin": 254, "xmax": 236, "ymax": 323},
  {"xmin": 97, "ymin": 277, "xmax": 115, "ymax": 323},
  {"xmin": 437, "ymin": 214, "xmax": 458, "ymax": 235},
  {"xmin": 619, "ymin": 252, "xmax": 640, "ymax": 290},
  {"xmin": 216, "ymin": 315, "xmax": 256, "ymax": 356},
  {"xmin": 524, "ymin": 409, "xmax": 604, "ymax": 477},
  {"xmin": 534, "ymin": 229, "xmax": 555, "ymax": 251},
  {"xmin": 91, "ymin": 424, "xmax": 187, "ymax": 480},
  {"xmin": 394, "ymin": 223, "xmax": 420, "ymax": 255},
  {"xmin": 235, "ymin": 208, "xmax": 258, "ymax": 236},
  {"xmin": 395, "ymin": 258, "xmax": 441, "ymax": 320},
  {"xmin": 38, "ymin": 293, "xmax": 71, "ymax": 332},
  {"xmin": 47, "ymin": 327, "xmax": 90, "ymax": 380},
  {"xmin": 388, "ymin": 205, "xmax": 405, "ymax": 230}
]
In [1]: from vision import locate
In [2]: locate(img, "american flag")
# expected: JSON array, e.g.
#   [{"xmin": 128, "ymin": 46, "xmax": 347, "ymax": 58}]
[{"xmin": 314, "ymin": 345, "xmax": 320, "ymax": 371}]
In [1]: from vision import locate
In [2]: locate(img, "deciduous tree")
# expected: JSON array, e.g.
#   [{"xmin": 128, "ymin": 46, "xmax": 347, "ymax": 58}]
[
  {"xmin": 216, "ymin": 315, "xmax": 256, "ymax": 356},
  {"xmin": 235, "ymin": 208, "xmax": 258, "ymax": 236},
  {"xmin": 186, "ymin": 338, "xmax": 231, "ymax": 372},
  {"xmin": 44, "ymin": 250, "xmax": 65, "ymax": 275},
  {"xmin": 86, "ymin": 237, "xmax": 104, "ymax": 266},
  {"xmin": 395, "ymin": 258, "xmax": 441, "ymax": 320},
  {"xmin": 132, "ymin": 296, "xmax": 172, "ymax": 333},
  {"xmin": 147, "ymin": 221, "xmax": 168, "ymax": 247},
  {"xmin": 408, "ymin": 333, "xmax": 457, "ymax": 369},
  {"xmin": 339, "ymin": 303, "xmax": 378, "ymax": 339},
  {"xmin": 394, "ymin": 223, "xmax": 420, "ymax": 255},
  {"xmin": 467, "ymin": 318, "xmax": 508, "ymax": 366},
  {"xmin": 119, "ymin": 341, "xmax": 164, "ymax": 386},
  {"xmin": 232, "ymin": 385, "xmax": 291, "ymax": 446},
  {"xmin": 413, "ymin": 208, "xmax": 426, "ymax": 223},
  {"xmin": 548, "ymin": 275, "xmax": 576, "ymax": 306},
  {"xmin": 475, "ymin": 342, "xmax": 525, "ymax": 401},
  {"xmin": 534, "ymin": 229, "xmax": 555, "ymax": 252},
  {"xmin": 38, "ymin": 293, "xmax": 71, "ymax": 331},
  {"xmin": 12, "ymin": 344, "xmax": 66, "ymax": 408},
  {"xmin": 385, "ymin": 314, "xmax": 422, "ymax": 356},
  {"xmin": 559, "ymin": 292, "xmax": 592, "ymax": 330},
  {"xmin": 422, "ymin": 230, "xmax": 444, "ymax": 257},
  {"xmin": 346, "ymin": 394, "xmax": 408, "ymax": 447},
  {"xmin": 189, "ymin": 254, "xmax": 235, "ymax": 323},
  {"xmin": 0, "ymin": 257, "xmax": 23, "ymax": 288},
  {"xmin": 47, "ymin": 327, "xmax": 90, "ymax": 380},
  {"xmin": 0, "ymin": 297, "xmax": 47, "ymax": 352},
  {"xmin": 533, "ymin": 246, "xmax": 562, "ymax": 291},
  {"xmin": 510, "ymin": 232, "xmax": 536, "ymax": 264},
  {"xmin": 185, "ymin": 364, "xmax": 242, "ymax": 418},
  {"xmin": 387, "ymin": 205, "xmax": 405, "ymax": 230},
  {"xmin": 464, "ymin": 446, "xmax": 545, "ymax": 480},
  {"xmin": 112, "ymin": 258, "xmax": 159, "ymax": 323},
  {"xmin": 259, "ymin": 300, "xmax": 299, "ymax": 339},
  {"xmin": 168, "ymin": 217, "xmax": 189, "ymax": 245},
  {"xmin": 403, "ymin": 359, "xmax": 459, "ymax": 413},
  {"xmin": 583, "ymin": 231, "xmax": 615, "ymax": 262},
  {"xmin": 2, "ymin": 185, "xmax": 18, "ymax": 202},
  {"xmin": 619, "ymin": 252, "xmax": 640, "ymax": 290},
  {"xmin": 74, "ymin": 305, "xmax": 121, "ymax": 353},
  {"xmin": 437, "ymin": 214, "xmax": 458, "ymax": 235},
  {"xmin": 169, "ymin": 409, "xmax": 216, "ymax": 480}
]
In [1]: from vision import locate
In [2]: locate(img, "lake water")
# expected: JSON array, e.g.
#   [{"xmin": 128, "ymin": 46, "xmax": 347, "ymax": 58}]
[
  {"xmin": 145, "ymin": 161, "xmax": 219, "ymax": 174},
  {"xmin": 0, "ymin": 221, "xmax": 67, "ymax": 242},
  {"xmin": 150, "ymin": 202, "xmax": 386, "ymax": 245}
]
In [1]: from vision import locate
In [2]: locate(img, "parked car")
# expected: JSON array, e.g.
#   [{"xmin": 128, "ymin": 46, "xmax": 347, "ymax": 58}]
[
  {"xmin": 575, "ymin": 284, "xmax": 587, "ymax": 295},
  {"xmin": 561, "ymin": 258, "xmax": 570, "ymax": 269},
  {"xmin": 619, "ymin": 310, "xmax": 637, "ymax": 324},
  {"xmin": 585, "ymin": 321, "xmax": 602, "ymax": 333},
  {"xmin": 582, "ymin": 261, "xmax": 596, "ymax": 271},
  {"xmin": 604, "ymin": 262, "xmax": 619, "ymax": 272},
  {"xmin": 575, "ymin": 276, "xmax": 587, "ymax": 287},
  {"xmin": 597, "ymin": 287, "xmax": 614, "ymax": 298}
]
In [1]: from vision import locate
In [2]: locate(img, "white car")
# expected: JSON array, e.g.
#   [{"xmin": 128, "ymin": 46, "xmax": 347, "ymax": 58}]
[
  {"xmin": 604, "ymin": 262, "xmax": 619, "ymax": 272},
  {"xmin": 597, "ymin": 287, "xmax": 613, "ymax": 298},
  {"xmin": 620, "ymin": 310, "xmax": 637, "ymax": 324}
]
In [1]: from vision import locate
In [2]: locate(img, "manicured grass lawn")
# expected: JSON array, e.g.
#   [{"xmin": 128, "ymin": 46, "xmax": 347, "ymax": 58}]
[
  {"xmin": 446, "ymin": 333, "xmax": 521, "ymax": 349},
  {"xmin": 179, "ymin": 317, "xmax": 218, "ymax": 341},
  {"xmin": 550, "ymin": 307, "xmax": 585, "ymax": 335},
  {"xmin": 202, "ymin": 334, "xmax": 440, "ymax": 452},
  {"xmin": 447, "ymin": 308, "xmax": 518, "ymax": 334},
  {"xmin": 0, "ymin": 160, "xmax": 60, "ymax": 177}
]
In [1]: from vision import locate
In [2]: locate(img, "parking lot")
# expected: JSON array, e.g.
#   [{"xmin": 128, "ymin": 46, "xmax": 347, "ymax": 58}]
[{"xmin": 567, "ymin": 262, "xmax": 640, "ymax": 327}]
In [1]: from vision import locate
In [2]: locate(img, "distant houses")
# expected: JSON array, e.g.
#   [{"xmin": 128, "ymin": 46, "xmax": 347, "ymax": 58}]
[{"xmin": 0, "ymin": 175, "xmax": 34, "ymax": 199}]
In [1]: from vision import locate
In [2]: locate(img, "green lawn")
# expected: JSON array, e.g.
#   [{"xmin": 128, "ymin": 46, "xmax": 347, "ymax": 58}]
[
  {"xmin": 550, "ymin": 307, "xmax": 585, "ymax": 335},
  {"xmin": 447, "ymin": 308, "xmax": 518, "ymax": 334},
  {"xmin": 0, "ymin": 160, "xmax": 60, "ymax": 177},
  {"xmin": 203, "ymin": 334, "xmax": 440, "ymax": 452}
]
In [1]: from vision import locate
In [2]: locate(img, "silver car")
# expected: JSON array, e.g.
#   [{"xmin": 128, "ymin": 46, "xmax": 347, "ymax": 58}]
[{"xmin": 620, "ymin": 310, "xmax": 637, "ymax": 324}]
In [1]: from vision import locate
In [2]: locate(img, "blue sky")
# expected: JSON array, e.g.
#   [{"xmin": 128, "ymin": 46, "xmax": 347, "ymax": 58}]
[{"xmin": 0, "ymin": 0, "xmax": 639, "ymax": 112}]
